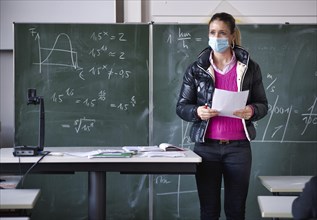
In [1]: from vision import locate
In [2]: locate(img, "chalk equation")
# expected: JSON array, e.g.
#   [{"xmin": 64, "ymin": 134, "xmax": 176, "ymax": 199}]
[
  {"xmin": 88, "ymin": 65, "xmax": 132, "ymax": 80},
  {"xmin": 110, "ymin": 96, "xmax": 137, "ymax": 111},
  {"xmin": 28, "ymin": 27, "xmax": 132, "ymax": 81},
  {"xmin": 58, "ymin": 95, "xmax": 137, "ymax": 133},
  {"xmin": 166, "ymin": 27, "xmax": 203, "ymax": 49},
  {"xmin": 261, "ymin": 95, "xmax": 317, "ymax": 139},
  {"xmin": 90, "ymin": 31, "xmax": 127, "ymax": 42},
  {"xmin": 74, "ymin": 117, "xmax": 96, "ymax": 133},
  {"xmin": 25, "ymin": 26, "xmax": 144, "ymax": 136},
  {"xmin": 60, "ymin": 117, "xmax": 96, "ymax": 133},
  {"xmin": 256, "ymin": 73, "xmax": 317, "ymax": 143},
  {"xmin": 88, "ymin": 45, "xmax": 126, "ymax": 60},
  {"xmin": 51, "ymin": 88, "xmax": 137, "ymax": 111}
]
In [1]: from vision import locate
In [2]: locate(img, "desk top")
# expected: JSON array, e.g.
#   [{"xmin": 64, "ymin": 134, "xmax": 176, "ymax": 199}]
[
  {"xmin": 0, "ymin": 189, "xmax": 40, "ymax": 209},
  {"xmin": 258, "ymin": 176, "xmax": 312, "ymax": 193},
  {"xmin": 258, "ymin": 196, "xmax": 297, "ymax": 218},
  {"xmin": 0, "ymin": 147, "xmax": 201, "ymax": 174},
  {"xmin": 1, "ymin": 147, "xmax": 201, "ymax": 163}
]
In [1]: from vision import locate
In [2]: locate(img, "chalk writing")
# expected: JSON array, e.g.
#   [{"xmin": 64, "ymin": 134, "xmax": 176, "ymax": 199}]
[
  {"xmin": 29, "ymin": 28, "xmax": 83, "ymax": 74},
  {"xmin": 75, "ymin": 98, "xmax": 97, "ymax": 108},
  {"xmin": 301, "ymin": 97, "xmax": 317, "ymax": 135},
  {"xmin": 98, "ymin": 90, "xmax": 106, "ymax": 101},
  {"xmin": 128, "ymin": 175, "xmax": 147, "ymax": 208},
  {"xmin": 107, "ymin": 67, "xmax": 131, "ymax": 79},
  {"xmin": 89, "ymin": 46, "xmax": 125, "ymax": 59},
  {"xmin": 90, "ymin": 31, "xmax": 127, "ymax": 42},
  {"xmin": 88, "ymin": 45, "xmax": 108, "ymax": 58},
  {"xmin": 166, "ymin": 28, "xmax": 202, "ymax": 49},
  {"xmin": 110, "ymin": 96, "xmax": 136, "ymax": 111},
  {"xmin": 79, "ymin": 65, "xmax": 132, "ymax": 80},
  {"xmin": 29, "ymin": 28, "xmax": 130, "ymax": 82},
  {"xmin": 60, "ymin": 117, "xmax": 96, "ymax": 133},
  {"xmin": 28, "ymin": 27, "xmax": 142, "ymax": 139},
  {"xmin": 266, "ymin": 73, "xmax": 277, "ymax": 93},
  {"xmin": 155, "ymin": 175, "xmax": 171, "ymax": 184},
  {"xmin": 74, "ymin": 117, "xmax": 96, "ymax": 133},
  {"xmin": 257, "ymin": 70, "xmax": 317, "ymax": 143},
  {"xmin": 154, "ymin": 120, "xmax": 195, "ymax": 217},
  {"xmin": 51, "ymin": 88, "xmax": 74, "ymax": 103}
]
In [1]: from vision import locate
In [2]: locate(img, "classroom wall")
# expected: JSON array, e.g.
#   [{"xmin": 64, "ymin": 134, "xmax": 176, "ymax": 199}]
[
  {"xmin": 145, "ymin": 0, "xmax": 317, "ymax": 24},
  {"xmin": 0, "ymin": 1, "xmax": 316, "ymax": 220},
  {"xmin": 0, "ymin": 0, "xmax": 116, "ymax": 146},
  {"xmin": 0, "ymin": 0, "xmax": 316, "ymax": 144}
]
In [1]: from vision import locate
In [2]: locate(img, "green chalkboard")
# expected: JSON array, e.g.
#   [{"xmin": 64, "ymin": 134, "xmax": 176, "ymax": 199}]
[
  {"xmin": 152, "ymin": 24, "xmax": 317, "ymax": 220},
  {"xmin": 15, "ymin": 23, "xmax": 149, "ymax": 147},
  {"xmin": 15, "ymin": 24, "xmax": 317, "ymax": 220},
  {"xmin": 15, "ymin": 23, "xmax": 150, "ymax": 220}
]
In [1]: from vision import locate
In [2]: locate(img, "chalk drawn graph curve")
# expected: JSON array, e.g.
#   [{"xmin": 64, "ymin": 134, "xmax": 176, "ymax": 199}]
[{"xmin": 33, "ymin": 33, "xmax": 81, "ymax": 73}]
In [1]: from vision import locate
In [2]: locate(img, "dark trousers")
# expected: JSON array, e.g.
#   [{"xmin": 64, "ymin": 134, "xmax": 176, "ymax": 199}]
[{"xmin": 194, "ymin": 140, "xmax": 252, "ymax": 220}]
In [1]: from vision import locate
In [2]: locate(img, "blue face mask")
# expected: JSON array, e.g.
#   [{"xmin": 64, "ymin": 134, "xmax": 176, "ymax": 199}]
[{"xmin": 208, "ymin": 37, "xmax": 229, "ymax": 53}]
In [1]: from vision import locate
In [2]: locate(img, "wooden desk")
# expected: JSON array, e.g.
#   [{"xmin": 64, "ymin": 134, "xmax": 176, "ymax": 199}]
[
  {"xmin": 0, "ymin": 189, "xmax": 40, "ymax": 209},
  {"xmin": 258, "ymin": 196, "xmax": 297, "ymax": 218},
  {"xmin": 0, "ymin": 147, "xmax": 201, "ymax": 220},
  {"xmin": 258, "ymin": 176, "xmax": 312, "ymax": 195}
]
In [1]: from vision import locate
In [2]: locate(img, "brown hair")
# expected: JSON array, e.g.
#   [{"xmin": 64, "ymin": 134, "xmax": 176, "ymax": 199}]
[{"xmin": 209, "ymin": 12, "xmax": 241, "ymax": 46}]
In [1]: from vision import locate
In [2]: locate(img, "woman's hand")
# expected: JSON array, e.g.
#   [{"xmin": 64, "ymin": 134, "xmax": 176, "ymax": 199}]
[
  {"xmin": 197, "ymin": 105, "xmax": 219, "ymax": 120},
  {"xmin": 233, "ymin": 105, "xmax": 253, "ymax": 120}
]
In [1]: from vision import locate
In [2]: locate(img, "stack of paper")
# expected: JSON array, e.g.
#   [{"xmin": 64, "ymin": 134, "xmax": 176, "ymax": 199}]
[
  {"xmin": 64, "ymin": 149, "xmax": 133, "ymax": 158},
  {"xmin": 212, "ymin": 88, "xmax": 249, "ymax": 118},
  {"xmin": 122, "ymin": 146, "xmax": 162, "ymax": 152},
  {"xmin": 122, "ymin": 145, "xmax": 186, "ymax": 157},
  {"xmin": 139, "ymin": 151, "xmax": 186, "ymax": 158},
  {"xmin": 88, "ymin": 152, "xmax": 133, "ymax": 158}
]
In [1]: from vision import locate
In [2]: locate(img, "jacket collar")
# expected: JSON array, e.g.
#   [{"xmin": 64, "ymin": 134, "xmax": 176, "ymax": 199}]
[
  {"xmin": 197, "ymin": 47, "xmax": 212, "ymax": 70},
  {"xmin": 233, "ymin": 46, "xmax": 250, "ymax": 65},
  {"xmin": 197, "ymin": 46, "xmax": 250, "ymax": 69}
]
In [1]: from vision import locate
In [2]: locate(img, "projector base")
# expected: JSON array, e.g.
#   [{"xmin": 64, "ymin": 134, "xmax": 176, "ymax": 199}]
[{"xmin": 13, "ymin": 146, "xmax": 40, "ymax": 156}]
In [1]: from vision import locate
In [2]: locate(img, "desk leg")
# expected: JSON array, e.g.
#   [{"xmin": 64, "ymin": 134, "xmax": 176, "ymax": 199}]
[
  {"xmin": 272, "ymin": 192, "xmax": 279, "ymax": 220},
  {"xmin": 89, "ymin": 171, "xmax": 106, "ymax": 220},
  {"xmin": 149, "ymin": 174, "xmax": 153, "ymax": 220}
]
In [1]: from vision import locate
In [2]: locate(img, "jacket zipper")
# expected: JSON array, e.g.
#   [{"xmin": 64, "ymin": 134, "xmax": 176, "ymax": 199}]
[
  {"xmin": 238, "ymin": 57, "xmax": 251, "ymax": 141},
  {"xmin": 197, "ymin": 64, "xmax": 214, "ymax": 142}
]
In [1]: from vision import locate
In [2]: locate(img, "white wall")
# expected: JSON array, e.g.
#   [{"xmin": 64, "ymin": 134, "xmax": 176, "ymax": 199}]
[
  {"xmin": 0, "ymin": 0, "xmax": 316, "ymax": 147},
  {"xmin": 0, "ymin": 0, "xmax": 116, "ymax": 146},
  {"xmin": 0, "ymin": 51, "xmax": 14, "ymax": 147},
  {"xmin": 145, "ymin": 0, "xmax": 317, "ymax": 24},
  {"xmin": 0, "ymin": 0, "xmax": 116, "ymax": 49}
]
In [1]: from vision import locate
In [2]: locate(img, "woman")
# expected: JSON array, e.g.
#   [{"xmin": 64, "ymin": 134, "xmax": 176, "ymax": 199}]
[{"xmin": 176, "ymin": 12, "xmax": 268, "ymax": 220}]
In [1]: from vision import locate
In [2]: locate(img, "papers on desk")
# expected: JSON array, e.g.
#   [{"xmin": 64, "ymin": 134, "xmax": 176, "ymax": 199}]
[
  {"xmin": 139, "ymin": 151, "xmax": 186, "ymax": 158},
  {"xmin": 211, "ymin": 88, "xmax": 249, "ymax": 118},
  {"xmin": 64, "ymin": 149, "xmax": 133, "ymax": 158},
  {"xmin": 64, "ymin": 146, "xmax": 186, "ymax": 158},
  {"xmin": 123, "ymin": 144, "xmax": 185, "ymax": 152},
  {"xmin": 122, "ymin": 146, "xmax": 162, "ymax": 152},
  {"xmin": 122, "ymin": 145, "xmax": 186, "ymax": 157}
]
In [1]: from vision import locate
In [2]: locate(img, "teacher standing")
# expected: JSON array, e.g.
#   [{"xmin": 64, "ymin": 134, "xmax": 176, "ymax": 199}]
[{"xmin": 176, "ymin": 12, "xmax": 268, "ymax": 220}]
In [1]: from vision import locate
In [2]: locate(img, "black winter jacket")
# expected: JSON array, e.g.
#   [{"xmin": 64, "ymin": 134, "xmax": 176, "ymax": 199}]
[{"xmin": 176, "ymin": 46, "xmax": 268, "ymax": 143}]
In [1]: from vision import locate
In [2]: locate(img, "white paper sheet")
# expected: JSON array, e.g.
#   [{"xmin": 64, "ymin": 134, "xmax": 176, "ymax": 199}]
[
  {"xmin": 64, "ymin": 149, "xmax": 125, "ymax": 157},
  {"xmin": 139, "ymin": 152, "xmax": 186, "ymax": 158},
  {"xmin": 211, "ymin": 88, "xmax": 249, "ymax": 118}
]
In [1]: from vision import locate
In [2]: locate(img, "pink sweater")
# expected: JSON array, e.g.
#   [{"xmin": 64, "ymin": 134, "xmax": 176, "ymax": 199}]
[{"xmin": 205, "ymin": 64, "xmax": 246, "ymax": 140}]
